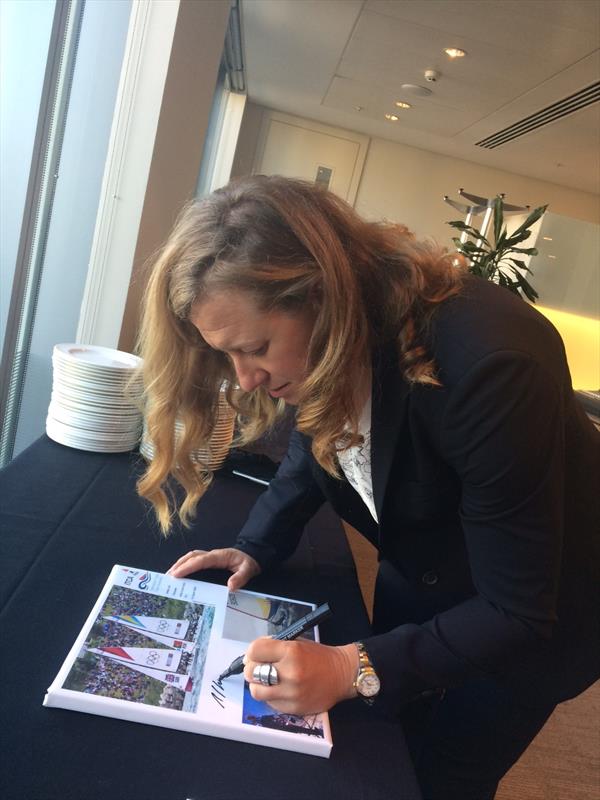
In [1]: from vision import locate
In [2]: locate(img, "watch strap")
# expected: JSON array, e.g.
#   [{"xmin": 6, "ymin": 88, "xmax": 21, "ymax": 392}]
[{"xmin": 353, "ymin": 641, "xmax": 380, "ymax": 704}]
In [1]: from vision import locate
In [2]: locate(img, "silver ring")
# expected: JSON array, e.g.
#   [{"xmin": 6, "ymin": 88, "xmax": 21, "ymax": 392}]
[{"xmin": 252, "ymin": 663, "xmax": 279, "ymax": 686}]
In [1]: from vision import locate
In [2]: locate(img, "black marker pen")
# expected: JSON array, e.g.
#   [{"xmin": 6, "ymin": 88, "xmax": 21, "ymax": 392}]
[{"xmin": 218, "ymin": 602, "xmax": 332, "ymax": 681}]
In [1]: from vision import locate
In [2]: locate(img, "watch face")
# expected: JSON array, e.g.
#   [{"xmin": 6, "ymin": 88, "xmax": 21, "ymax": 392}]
[{"xmin": 357, "ymin": 671, "xmax": 380, "ymax": 697}]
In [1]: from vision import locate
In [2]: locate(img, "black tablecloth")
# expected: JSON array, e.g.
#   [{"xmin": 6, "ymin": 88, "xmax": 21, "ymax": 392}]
[{"xmin": 0, "ymin": 435, "xmax": 421, "ymax": 800}]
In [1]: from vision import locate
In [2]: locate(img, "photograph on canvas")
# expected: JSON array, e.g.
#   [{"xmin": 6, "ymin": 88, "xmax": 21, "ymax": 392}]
[
  {"xmin": 62, "ymin": 585, "xmax": 214, "ymax": 712},
  {"xmin": 223, "ymin": 591, "xmax": 316, "ymax": 643},
  {"xmin": 241, "ymin": 682, "xmax": 325, "ymax": 738}
]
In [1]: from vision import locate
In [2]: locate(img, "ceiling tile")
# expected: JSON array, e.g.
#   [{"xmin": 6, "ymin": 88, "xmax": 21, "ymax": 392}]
[
  {"xmin": 364, "ymin": 0, "xmax": 600, "ymax": 55},
  {"xmin": 323, "ymin": 75, "xmax": 482, "ymax": 134}
]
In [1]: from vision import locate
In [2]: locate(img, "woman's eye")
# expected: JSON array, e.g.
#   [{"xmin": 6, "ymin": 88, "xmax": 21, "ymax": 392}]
[{"xmin": 249, "ymin": 344, "xmax": 268, "ymax": 357}]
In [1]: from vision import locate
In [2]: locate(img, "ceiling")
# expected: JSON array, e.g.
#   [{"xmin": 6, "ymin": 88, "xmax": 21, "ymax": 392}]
[{"xmin": 240, "ymin": 0, "xmax": 600, "ymax": 195}]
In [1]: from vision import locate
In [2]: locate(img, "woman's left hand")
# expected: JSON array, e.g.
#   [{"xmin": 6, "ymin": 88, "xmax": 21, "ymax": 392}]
[{"xmin": 243, "ymin": 637, "xmax": 359, "ymax": 715}]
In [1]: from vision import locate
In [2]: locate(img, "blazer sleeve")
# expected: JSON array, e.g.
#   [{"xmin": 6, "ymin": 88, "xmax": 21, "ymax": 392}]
[
  {"xmin": 365, "ymin": 349, "xmax": 568, "ymax": 710},
  {"xmin": 234, "ymin": 429, "xmax": 326, "ymax": 571}
]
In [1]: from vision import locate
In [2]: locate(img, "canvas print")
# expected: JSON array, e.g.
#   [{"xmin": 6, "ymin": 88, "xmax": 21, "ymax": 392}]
[
  {"xmin": 62, "ymin": 584, "xmax": 214, "ymax": 712},
  {"xmin": 44, "ymin": 566, "xmax": 333, "ymax": 756}
]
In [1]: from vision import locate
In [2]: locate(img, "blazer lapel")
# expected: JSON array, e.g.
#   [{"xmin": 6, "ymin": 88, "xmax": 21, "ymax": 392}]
[{"xmin": 370, "ymin": 341, "xmax": 410, "ymax": 522}]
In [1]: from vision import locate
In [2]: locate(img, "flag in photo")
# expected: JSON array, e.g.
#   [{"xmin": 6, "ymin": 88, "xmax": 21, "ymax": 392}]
[{"xmin": 104, "ymin": 614, "xmax": 189, "ymax": 639}]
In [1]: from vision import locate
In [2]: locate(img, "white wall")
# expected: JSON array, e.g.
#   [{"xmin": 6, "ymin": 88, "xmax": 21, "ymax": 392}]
[
  {"xmin": 233, "ymin": 103, "xmax": 599, "ymax": 245},
  {"xmin": 354, "ymin": 137, "xmax": 600, "ymax": 247}
]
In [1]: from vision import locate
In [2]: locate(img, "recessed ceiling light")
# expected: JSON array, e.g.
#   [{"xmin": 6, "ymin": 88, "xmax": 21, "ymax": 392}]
[
  {"xmin": 444, "ymin": 48, "xmax": 466, "ymax": 58},
  {"xmin": 385, "ymin": 113, "xmax": 399, "ymax": 121},
  {"xmin": 400, "ymin": 83, "xmax": 432, "ymax": 97},
  {"xmin": 547, "ymin": 255, "xmax": 557, "ymax": 259},
  {"xmin": 542, "ymin": 236, "xmax": 553, "ymax": 241},
  {"xmin": 395, "ymin": 101, "xmax": 412, "ymax": 109}
]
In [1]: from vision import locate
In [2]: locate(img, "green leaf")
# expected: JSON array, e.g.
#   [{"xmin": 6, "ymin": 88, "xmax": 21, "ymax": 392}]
[
  {"xmin": 461, "ymin": 242, "xmax": 492, "ymax": 255},
  {"xmin": 509, "ymin": 204, "xmax": 548, "ymax": 240},
  {"xmin": 447, "ymin": 221, "xmax": 478, "ymax": 234},
  {"xmin": 472, "ymin": 263, "xmax": 486, "ymax": 276},
  {"xmin": 495, "ymin": 228, "xmax": 507, "ymax": 250},
  {"xmin": 493, "ymin": 196, "xmax": 504, "ymax": 246},
  {"xmin": 484, "ymin": 259, "xmax": 498, "ymax": 279},
  {"xmin": 510, "ymin": 270, "xmax": 539, "ymax": 302},
  {"xmin": 447, "ymin": 221, "xmax": 491, "ymax": 246},
  {"xmin": 504, "ymin": 230, "xmax": 534, "ymax": 247},
  {"xmin": 508, "ymin": 246, "xmax": 538, "ymax": 256},
  {"xmin": 451, "ymin": 240, "xmax": 468, "ymax": 255},
  {"xmin": 508, "ymin": 258, "xmax": 534, "ymax": 275},
  {"xmin": 519, "ymin": 279, "xmax": 539, "ymax": 303}
]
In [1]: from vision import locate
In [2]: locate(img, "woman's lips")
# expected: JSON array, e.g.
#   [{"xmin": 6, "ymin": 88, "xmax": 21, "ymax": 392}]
[{"xmin": 268, "ymin": 382, "xmax": 291, "ymax": 398}]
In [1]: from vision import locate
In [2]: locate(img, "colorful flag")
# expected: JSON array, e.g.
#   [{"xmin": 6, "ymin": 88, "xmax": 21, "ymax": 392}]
[
  {"xmin": 93, "ymin": 645, "xmax": 182, "ymax": 671},
  {"xmin": 87, "ymin": 647, "xmax": 192, "ymax": 692},
  {"xmin": 103, "ymin": 616, "xmax": 195, "ymax": 652},
  {"xmin": 104, "ymin": 614, "xmax": 189, "ymax": 639}
]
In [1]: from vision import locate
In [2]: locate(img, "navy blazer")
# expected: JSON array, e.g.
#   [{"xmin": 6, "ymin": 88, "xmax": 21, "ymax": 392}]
[{"xmin": 236, "ymin": 276, "xmax": 600, "ymax": 711}]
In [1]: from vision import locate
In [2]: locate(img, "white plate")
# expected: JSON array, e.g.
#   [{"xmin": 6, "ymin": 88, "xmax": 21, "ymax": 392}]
[
  {"xmin": 46, "ymin": 422, "xmax": 140, "ymax": 453},
  {"xmin": 51, "ymin": 368, "xmax": 143, "ymax": 393},
  {"xmin": 49, "ymin": 395, "xmax": 142, "ymax": 417},
  {"xmin": 51, "ymin": 357, "xmax": 144, "ymax": 382},
  {"xmin": 54, "ymin": 343, "xmax": 142, "ymax": 371},
  {"xmin": 47, "ymin": 415, "xmax": 140, "ymax": 441},
  {"xmin": 47, "ymin": 414, "xmax": 141, "ymax": 442},
  {"xmin": 52, "ymin": 371, "xmax": 141, "ymax": 393},
  {"xmin": 51, "ymin": 386, "xmax": 141, "ymax": 409},
  {"xmin": 47, "ymin": 430, "xmax": 139, "ymax": 453},
  {"xmin": 50, "ymin": 393, "xmax": 142, "ymax": 418},
  {"xmin": 48, "ymin": 405, "xmax": 141, "ymax": 433}
]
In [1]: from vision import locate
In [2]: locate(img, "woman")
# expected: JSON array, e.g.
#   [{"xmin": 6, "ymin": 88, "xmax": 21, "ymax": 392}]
[{"xmin": 138, "ymin": 175, "xmax": 599, "ymax": 799}]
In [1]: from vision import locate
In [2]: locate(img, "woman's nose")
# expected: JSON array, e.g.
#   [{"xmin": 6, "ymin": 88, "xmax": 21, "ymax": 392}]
[{"xmin": 233, "ymin": 358, "xmax": 268, "ymax": 393}]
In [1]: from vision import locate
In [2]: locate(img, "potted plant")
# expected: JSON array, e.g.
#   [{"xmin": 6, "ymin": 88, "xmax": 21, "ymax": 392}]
[{"xmin": 448, "ymin": 197, "xmax": 547, "ymax": 302}]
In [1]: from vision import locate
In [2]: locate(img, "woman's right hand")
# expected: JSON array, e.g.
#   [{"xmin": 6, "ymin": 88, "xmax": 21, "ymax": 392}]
[{"xmin": 166, "ymin": 548, "xmax": 261, "ymax": 591}]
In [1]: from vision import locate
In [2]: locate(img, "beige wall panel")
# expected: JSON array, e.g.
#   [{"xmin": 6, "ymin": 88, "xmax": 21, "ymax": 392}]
[{"xmin": 254, "ymin": 111, "xmax": 369, "ymax": 204}]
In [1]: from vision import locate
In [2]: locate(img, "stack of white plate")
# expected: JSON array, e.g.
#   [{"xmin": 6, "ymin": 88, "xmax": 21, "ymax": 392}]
[
  {"xmin": 140, "ymin": 391, "xmax": 235, "ymax": 470},
  {"xmin": 46, "ymin": 344, "xmax": 144, "ymax": 453}
]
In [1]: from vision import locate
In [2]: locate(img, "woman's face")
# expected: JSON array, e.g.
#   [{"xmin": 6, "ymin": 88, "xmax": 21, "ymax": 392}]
[{"xmin": 190, "ymin": 290, "xmax": 315, "ymax": 405}]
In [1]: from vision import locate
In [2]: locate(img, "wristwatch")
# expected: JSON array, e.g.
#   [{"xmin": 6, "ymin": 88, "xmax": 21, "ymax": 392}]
[{"xmin": 353, "ymin": 642, "xmax": 381, "ymax": 704}]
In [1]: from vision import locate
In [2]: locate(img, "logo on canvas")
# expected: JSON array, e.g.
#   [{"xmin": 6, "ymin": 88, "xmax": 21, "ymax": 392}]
[
  {"xmin": 119, "ymin": 568, "xmax": 151, "ymax": 590},
  {"xmin": 137, "ymin": 572, "xmax": 151, "ymax": 590}
]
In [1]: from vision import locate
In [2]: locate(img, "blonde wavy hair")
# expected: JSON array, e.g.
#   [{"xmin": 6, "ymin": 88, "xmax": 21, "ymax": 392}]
[{"xmin": 137, "ymin": 175, "xmax": 464, "ymax": 532}]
